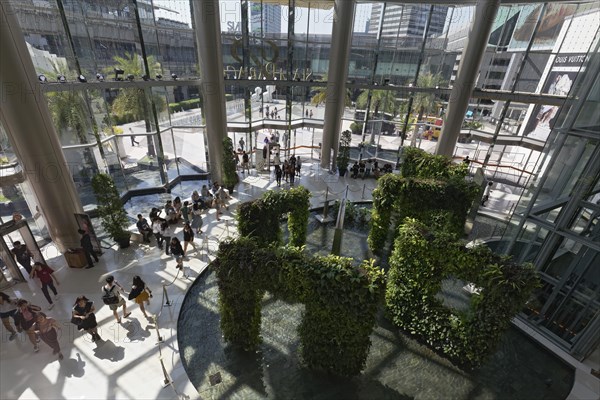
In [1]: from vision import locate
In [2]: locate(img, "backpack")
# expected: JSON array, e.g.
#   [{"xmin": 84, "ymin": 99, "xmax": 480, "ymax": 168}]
[{"xmin": 102, "ymin": 285, "xmax": 120, "ymax": 305}]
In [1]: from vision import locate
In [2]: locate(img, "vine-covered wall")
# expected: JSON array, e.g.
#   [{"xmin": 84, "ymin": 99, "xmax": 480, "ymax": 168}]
[
  {"xmin": 369, "ymin": 148, "xmax": 480, "ymax": 254},
  {"xmin": 213, "ymin": 238, "xmax": 386, "ymax": 376},
  {"xmin": 386, "ymin": 219, "xmax": 539, "ymax": 368},
  {"xmin": 237, "ymin": 186, "xmax": 310, "ymax": 247}
]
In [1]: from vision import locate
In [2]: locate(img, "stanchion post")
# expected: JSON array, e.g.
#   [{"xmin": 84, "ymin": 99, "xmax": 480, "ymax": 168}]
[
  {"xmin": 362, "ymin": 183, "xmax": 366, "ymax": 199},
  {"xmin": 163, "ymin": 285, "xmax": 172, "ymax": 307}
]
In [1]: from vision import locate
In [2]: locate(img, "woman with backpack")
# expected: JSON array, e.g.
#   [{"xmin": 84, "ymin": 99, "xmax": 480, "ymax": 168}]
[{"xmin": 102, "ymin": 275, "xmax": 130, "ymax": 323}]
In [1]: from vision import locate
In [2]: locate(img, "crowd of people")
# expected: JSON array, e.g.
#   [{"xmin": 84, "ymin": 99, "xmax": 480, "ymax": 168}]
[
  {"xmin": 135, "ymin": 182, "xmax": 231, "ymax": 270},
  {"xmin": 0, "ymin": 271, "xmax": 153, "ymax": 361},
  {"xmin": 350, "ymin": 159, "xmax": 393, "ymax": 179}
]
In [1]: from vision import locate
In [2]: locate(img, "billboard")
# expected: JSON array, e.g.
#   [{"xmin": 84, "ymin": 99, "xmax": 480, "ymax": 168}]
[
  {"xmin": 509, "ymin": 4, "xmax": 576, "ymax": 51},
  {"xmin": 522, "ymin": 53, "xmax": 587, "ymax": 140}
]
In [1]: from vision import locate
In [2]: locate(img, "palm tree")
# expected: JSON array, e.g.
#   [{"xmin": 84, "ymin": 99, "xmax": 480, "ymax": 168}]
[
  {"xmin": 356, "ymin": 89, "xmax": 398, "ymax": 116},
  {"xmin": 107, "ymin": 53, "xmax": 165, "ymax": 156},
  {"xmin": 45, "ymin": 65, "xmax": 99, "ymax": 179},
  {"xmin": 409, "ymin": 72, "xmax": 445, "ymax": 147},
  {"xmin": 310, "ymin": 74, "xmax": 353, "ymax": 107}
]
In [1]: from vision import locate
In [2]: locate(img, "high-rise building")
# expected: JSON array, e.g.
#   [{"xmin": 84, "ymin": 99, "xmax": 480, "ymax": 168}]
[
  {"xmin": 250, "ymin": 3, "xmax": 281, "ymax": 35},
  {"xmin": 368, "ymin": 4, "xmax": 448, "ymax": 38}
]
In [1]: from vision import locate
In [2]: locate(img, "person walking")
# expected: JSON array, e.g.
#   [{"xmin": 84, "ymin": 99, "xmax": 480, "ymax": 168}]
[
  {"xmin": 78, "ymin": 229, "xmax": 98, "ymax": 269},
  {"xmin": 295, "ymin": 156, "xmax": 302, "ymax": 177},
  {"xmin": 102, "ymin": 276, "xmax": 130, "ymax": 323},
  {"xmin": 275, "ymin": 165, "xmax": 282, "ymax": 187},
  {"xmin": 152, "ymin": 217, "xmax": 167, "ymax": 251},
  {"xmin": 35, "ymin": 312, "xmax": 63, "ymax": 360},
  {"xmin": 11, "ymin": 241, "xmax": 33, "ymax": 276},
  {"xmin": 72, "ymin": 295, "xmax": 101, "ymax": 342},
  {"xmin": 238, "ymin": 137, "xmax": 245, "ymax": 152},
  {"xmin": 242, "ymin": 151, "xmax": 250, "ymax": 174},
  {"xmin": 182, "ymin": 223, "xmax": 196, "ymax": 255},
  {"xmin": 129, "ymin": 128, "xmax": 139, "ymax": 146},
  {"xmin": 0, "ymin": 292, "xmax": 19, "ymax": 341},
  {"xmin": 190, "ymin": 203, "xmax": 203, "ymax": 234},
  {"xmin": 181, "ymin": 201, "xmax": 191, "ymax": 224},
  {"xmin": 30, "ymin": 262, "xmax": 60, "ymax": 310},
  {"xmin": 128, "ymin": 276, "xmax": 152, "ymax": 318},
  {"xmin": 169, "ymin": 237, "xmax": 187, "ymax": 278},
  {"xmin": 14, "ymin": 299, "xmax": 42, "ymax": 352}
]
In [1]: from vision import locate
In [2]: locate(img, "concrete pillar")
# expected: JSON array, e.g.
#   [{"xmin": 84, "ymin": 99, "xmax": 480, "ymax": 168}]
[
  {"xmin": 321, "ymin": 0, "xmax": 355, "ymax": 170},
  {"xmin": 435, "ymin": 0, "xmax": 500, "ymax": 157},
  {"xmin": 0, "ymin": 1, "xmax": 83, "ymax": 252},
  {"xmin": 192, "ymin": 0, "xmax": 226, "ymax": 183}
]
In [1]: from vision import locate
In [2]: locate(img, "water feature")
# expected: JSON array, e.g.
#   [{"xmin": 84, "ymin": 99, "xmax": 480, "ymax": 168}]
[{"xmin": 178, "ymin": 205, "xmax": 574, "ymax": 399}]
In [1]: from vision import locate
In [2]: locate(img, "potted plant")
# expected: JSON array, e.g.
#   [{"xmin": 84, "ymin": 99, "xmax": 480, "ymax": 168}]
[
  {"xmin": 337, "ymin": 129, "xmax": 352, "ymax": 177},
  {"xmin": 222, "ymin": 137, "xmax": 239, "ymax": 193},
  {"xmin": 91, "ymin": 173, "xmax": 131, "ymax": 248}
]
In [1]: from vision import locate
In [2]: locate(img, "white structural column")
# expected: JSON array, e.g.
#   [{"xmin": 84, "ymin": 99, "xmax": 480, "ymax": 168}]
[
  {"xmin": 192, "ymin": 0, "xmax": 226, "ymax": 183},
  {"xmin": 0, "ymin": 1, "xmax": 83, "ymax": 252},
  {"xmin": 321, "ymin": 0, "xmax": 355, "ymax": 170},
  {"xmin": 435, "ymin": 0, "xmax": 500, "ymax": 157}
]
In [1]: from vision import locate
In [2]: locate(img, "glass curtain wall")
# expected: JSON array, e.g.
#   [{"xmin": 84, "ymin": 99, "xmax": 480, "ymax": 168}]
[
  {"xmin": 498, "ymin": 40, "xmax": 600, "ymax": 359},
  {"xmin": 3, "ymin": 0, "xmax": 599, "ymax": 244},
  {"xmin": 7, "ymin": 0, "xmax": 208, "ymax": 211}
]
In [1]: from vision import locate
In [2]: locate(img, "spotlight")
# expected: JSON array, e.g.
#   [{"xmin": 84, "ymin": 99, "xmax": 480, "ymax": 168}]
[
  {"xmin": 156, "ymin": 74, "xmax": 163, "ymax": 80},
  {"xmin": 57, "ymin": 75, "xmax": 66, "ymax": 83},
  {"xmin": 114, "ymin": 68, "xmax": 124, "ymax": 81},
  {"xmin": 142, "ymin": 75, "xmax": 150, "ymax": 81},
  {"xmin": 38, "ymin": 74, "xmax": 47, "ymax": 83},
  {"xmin": 171, "ymin": 73, "xmax": 178, "ymax": 81},
  {"xmin": 127, "ymin": 74, "xmax": 135, "ymax": 81},
  {"xmin": 96, "ymin": 73, "xmax": 105, "ymax": 82},
  {"xmin": 78, "ymin": 74, "xmax": 87, "ymax": 83}
]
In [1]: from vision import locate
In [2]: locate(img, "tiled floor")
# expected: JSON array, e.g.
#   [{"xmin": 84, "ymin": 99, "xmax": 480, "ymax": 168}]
[{"xmin": 1, "ymin": 159, "xmax": 597, "ymax": 400}]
